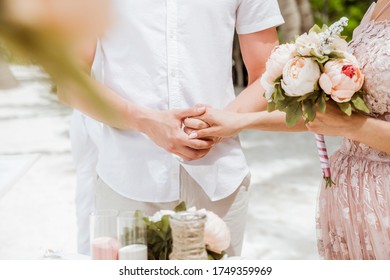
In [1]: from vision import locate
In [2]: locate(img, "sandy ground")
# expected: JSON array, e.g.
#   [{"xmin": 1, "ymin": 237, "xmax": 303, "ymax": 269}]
[{"xmin": 0, "ymin": 66, "xmax": 341, "ymax": 260}]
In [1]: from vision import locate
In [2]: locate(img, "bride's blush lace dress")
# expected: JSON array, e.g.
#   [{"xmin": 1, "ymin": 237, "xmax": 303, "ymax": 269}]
[{"xmin": 316, "ymin": 3, "xmax": 390, "ymax": 259}]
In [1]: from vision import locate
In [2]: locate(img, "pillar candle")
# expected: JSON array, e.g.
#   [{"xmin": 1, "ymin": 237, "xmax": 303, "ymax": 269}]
[
  {"xmin": 118, "ymin": 244, "xmax": 148, "ymax": 260},
  {"xmin": 91, "ymin": 237, "xmax": 119, "ymax": 260}
]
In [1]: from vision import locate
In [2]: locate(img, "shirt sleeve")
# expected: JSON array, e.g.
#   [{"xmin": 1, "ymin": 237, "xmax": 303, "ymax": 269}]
[{"xmin": 236, "ymin": 0, "xmax": 285, "ymax": 34}]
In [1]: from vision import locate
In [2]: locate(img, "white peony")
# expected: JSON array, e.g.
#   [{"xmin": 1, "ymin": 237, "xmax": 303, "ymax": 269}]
[
  {"xmin": 295, "ymin": 32, "xmax": 322, "ymax": 57},
  {"xmin": 322, "ymin": 35, "xmax": 348, "ymax": 55},
  {"xmin": 281, "ymin": 57, "xmax": 321, "ymax": 97},
  {"xmin": 260, "ymin": 72, "xmax": 276, "ymax": 101},
  {"xmin": 265, "ymin": 43, "xmax": 297, "ymax": 82}
]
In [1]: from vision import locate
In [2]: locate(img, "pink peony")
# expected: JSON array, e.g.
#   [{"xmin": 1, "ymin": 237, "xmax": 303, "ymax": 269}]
[
  {"xmin": 198, "ymin": 209, "xmax": 231, "ymax": 254},
  {"xmin": 319, "ymin": 58, "xmax": 364, "ymax": 102}
]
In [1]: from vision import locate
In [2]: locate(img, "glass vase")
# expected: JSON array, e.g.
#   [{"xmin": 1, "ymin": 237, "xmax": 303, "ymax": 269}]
[
  {"xmin": 117, "ymin": 211, "xmax": 148, "ymax": 260},
  {"xmin": 90, "ymin": 209, "xmax": 119, "ymax": 260},
  {"xmin": 169, "ymin": 211, "xmax": 208, "ymax": 260}
]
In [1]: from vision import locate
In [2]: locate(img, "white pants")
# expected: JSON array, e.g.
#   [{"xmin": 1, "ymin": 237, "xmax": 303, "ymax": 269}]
[
  {"xmin": 70, "ymin": 111, "xmax": 101, "ymax": 255},
  {"xmin": 95, "ymin": 167, "xmax": 251, "ymax": 256}
]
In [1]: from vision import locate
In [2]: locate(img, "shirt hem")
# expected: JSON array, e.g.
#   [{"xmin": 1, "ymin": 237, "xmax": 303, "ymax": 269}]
[
  {"xmin": 209, "ymin": 167, "xmax": 251, "ymax": 202},
  {"xmin": 96, "ymin": 171, "xmax": 181, "ymax": 203}
]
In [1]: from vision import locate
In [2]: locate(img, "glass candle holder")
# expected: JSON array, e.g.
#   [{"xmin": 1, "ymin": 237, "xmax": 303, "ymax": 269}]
[
  {"xmin": 117, "ymin": 211, "xmax": 147, "ymax": 260},
  {"xmin": 90, "ymin": 209, "xmax": 119, "ymax": 260},
  {"xmin": 169, "ymin": 211, "xmax": 208, "ymax": 260}
]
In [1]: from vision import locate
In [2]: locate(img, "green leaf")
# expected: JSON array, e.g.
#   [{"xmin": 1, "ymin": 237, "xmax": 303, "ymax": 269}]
[
  {"xmin": 330, "ymin": 50, "xmax": 347, "ymax": 59},
  {"xmin": 312, "ymin": 55, "xmax": 329, "ymax": 64},
  {"xmin": 160, "ymin": 215, "xmax": 170, "ymax": 232},
  {"xmin": 206, "ymin": 249, "xmax": 226, "ymax": 260},
  {"xmin": 273, "ymin": 83, "xmax": 285, "ymax": 103},
  {"xmin": 351, "ymin": 95, "xmax": 370, "ymax": 114},
  {"xmin": 285, "ymin": 102, "xmax": 303, "ymax": 128},
  {"xmin": 275, "ymin": 95, "xmax": 296, "ymax": 111},
  {"xmin": 174, "ymin": 201, "xmax": 187, "ymax": 212},
  {"xmin": 135, "ymin": 210, "xmax": 143, "ymax": 219},
  {"xmin": 297, "ymin": 92, "xmax": 317, "ymax": 102},
  {"xmin": 318, "ymin": 93, "xmax": 327, "ymax": 113},
  {"xmin": 267, "ymin": 101, "xmax": 276, "ymax": 112},
  {"xmin": 159, "ymin": 250, "xmax": 168, "ymax": 260},
  {"xmin": 337, "ymin": 102, "xmax": 352, "ymax": 116},
  {"xmin": 303, "ymin": 100, "xmax": 316, "ymax": 122},
  {"xmin": 309, "ymin": 24, "xmax": 322, "ymax": 33},
  {"xmin": 143, "ymin": 217, "xmax": 152, "ymax": 226}
]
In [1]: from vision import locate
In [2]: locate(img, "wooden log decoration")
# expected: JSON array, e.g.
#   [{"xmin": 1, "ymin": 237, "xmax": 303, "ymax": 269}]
[{"xmin": 278, "ymin": 0, "xmax": 314, "ymax": 43}]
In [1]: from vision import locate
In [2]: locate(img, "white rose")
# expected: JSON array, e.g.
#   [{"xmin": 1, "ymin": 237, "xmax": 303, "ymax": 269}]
[
  {"xmin": 198, "ymin": 209, "xmax": 231, "ymax": 254},
  {"xmin": 295, "ymin": 32, "xmax": 322, "ymax": 57},
  {"xmin": 281, "ymin": 57, "xmax": 321, "ymax": 97},
  {"xmin": 260, "ymin": 73, "xmax": 275, "ymax": 101},
  {"xmin": 265, "ymin": 43, "xmax": 297, "ymax": 82}
]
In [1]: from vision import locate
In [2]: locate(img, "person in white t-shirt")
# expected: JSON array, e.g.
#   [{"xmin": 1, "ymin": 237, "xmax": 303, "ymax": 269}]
[{"xmin": 60, "ymin": 0, "xmax": 284, "ymax": 256}]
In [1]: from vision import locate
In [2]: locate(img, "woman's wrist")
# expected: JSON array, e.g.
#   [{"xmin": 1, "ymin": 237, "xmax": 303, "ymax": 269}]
[{"xmin": 344, "ymin": 114, "xmax": 368, "ymax": 141}]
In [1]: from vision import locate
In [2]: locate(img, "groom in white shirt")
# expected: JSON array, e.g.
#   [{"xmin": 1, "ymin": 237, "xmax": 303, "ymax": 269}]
[{"xmin": 69, "ymin": 0, "xmax": 284, "ymax": 256}]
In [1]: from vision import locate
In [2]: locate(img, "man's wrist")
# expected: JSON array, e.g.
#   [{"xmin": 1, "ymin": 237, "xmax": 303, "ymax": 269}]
[{"xmin": 125, "ymin": 104, "xmax": 155, "ymax": 132}]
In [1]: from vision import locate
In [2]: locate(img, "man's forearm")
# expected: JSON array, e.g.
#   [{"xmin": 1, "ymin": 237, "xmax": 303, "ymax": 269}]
[{"xmin": 57, "ymin": 73, "xmax": 150, "ymax": 131}]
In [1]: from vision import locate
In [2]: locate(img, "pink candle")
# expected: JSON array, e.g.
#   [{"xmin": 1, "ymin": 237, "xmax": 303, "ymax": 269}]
[{"xmin": 91, "ymin": 237, "xmax": 119, "ymax": 260}]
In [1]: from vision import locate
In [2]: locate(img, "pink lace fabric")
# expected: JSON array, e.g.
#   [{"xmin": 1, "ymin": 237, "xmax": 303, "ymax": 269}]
[{"xmin": 317, "ymin": 5, "xmax": 390, "ymax": 259}]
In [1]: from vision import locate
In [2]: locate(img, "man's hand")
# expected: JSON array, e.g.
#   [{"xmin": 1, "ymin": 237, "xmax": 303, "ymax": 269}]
[{"xmin": 138, "ymin": 106, "xmax": 215, "ymax": 161}]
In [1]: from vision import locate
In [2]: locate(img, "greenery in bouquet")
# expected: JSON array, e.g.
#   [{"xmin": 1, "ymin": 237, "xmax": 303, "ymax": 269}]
[
  {"xmin": 261, "ymin": 17, "xmax": 370, "ymax": 128},
  {"xmin": 141, "ymin": 202, "xmax": 230, "ymax": 260}
]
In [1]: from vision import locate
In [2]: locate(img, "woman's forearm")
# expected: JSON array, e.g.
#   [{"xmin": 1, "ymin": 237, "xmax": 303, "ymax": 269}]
[
  {"xmin": 226, "ymin": 78, "xmax": 306, "ymax": 132},
  {"xmin": 226, "ymin": 78, "xmax": 268, "ymax": 113},
  {"xmin": 347, "ymin": 116, "xmax": 390, "ymax": 154},
  {"xmin": 239, "ymin": 110, "xmax": 307, "ymax": 132}
]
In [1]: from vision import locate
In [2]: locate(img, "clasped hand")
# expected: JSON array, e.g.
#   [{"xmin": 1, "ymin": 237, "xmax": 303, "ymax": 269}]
[
  {"xmin": 140, "ymin": 105, "xmax": 239, "ymax": 161},
  {"xmin": 139, "ymin": 106, "xmax": 217, "ymax": 161}
]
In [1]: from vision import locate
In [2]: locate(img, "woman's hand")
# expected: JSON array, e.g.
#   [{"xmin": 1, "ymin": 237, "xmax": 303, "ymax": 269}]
[
  {"xmin": 305, "ymin": 102, "xmax": 367, "ymax": 138},
  {"xmin": 184, "ymin": 107, "xmax": 246, "ymax": 139}
]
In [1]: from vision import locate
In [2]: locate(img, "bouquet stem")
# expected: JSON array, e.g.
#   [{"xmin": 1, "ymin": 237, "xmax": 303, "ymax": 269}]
[{"xmin": 314, "ymin": 134, "xmax": 334, "ymax": 188}]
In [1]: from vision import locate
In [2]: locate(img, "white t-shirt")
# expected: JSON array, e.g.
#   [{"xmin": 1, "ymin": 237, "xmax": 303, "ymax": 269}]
[{"xmin": 95, "ymin": 0, "xmax": 284, "ymax": 202}]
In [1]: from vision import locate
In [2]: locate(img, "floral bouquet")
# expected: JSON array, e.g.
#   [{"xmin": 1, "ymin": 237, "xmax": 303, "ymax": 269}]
[
  {"xmin": 261, "ymin": 17, "xmax": 370, "ymax": 187},
  {"xmin": 142, "ymin": 202, "xmax": 230, "ymax": 260}
]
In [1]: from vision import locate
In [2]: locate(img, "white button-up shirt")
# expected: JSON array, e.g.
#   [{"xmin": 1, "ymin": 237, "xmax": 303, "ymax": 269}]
[{"xmin": 94, "ymin": 0, "xmax": 284, "ymax": 202}]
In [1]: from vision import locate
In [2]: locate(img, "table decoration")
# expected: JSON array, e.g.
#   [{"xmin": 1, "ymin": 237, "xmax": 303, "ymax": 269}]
[
  {"xmin": 143, "ymin": 202, "xmax": 230, "ymax": 260},
  {"xmin": 117, "ymin": 211, "xmax": 147, "ymax": 260},
  {"xmin": 90, "ymin": 209, "xmax": 119, "ymax": 260}
]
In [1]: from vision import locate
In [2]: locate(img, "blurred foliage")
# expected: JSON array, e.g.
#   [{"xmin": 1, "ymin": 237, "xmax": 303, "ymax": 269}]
[
  {"xmin": 0, "ymin": 18, "xmax": 92, "ymax": 88},
  {"xmin": 310, "ymin": 0, "xmax": 374, "ymax": 40}
]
